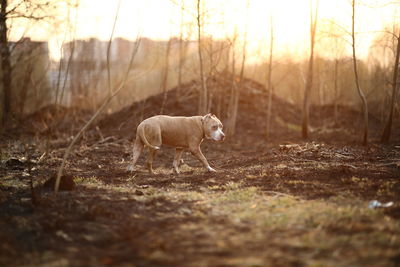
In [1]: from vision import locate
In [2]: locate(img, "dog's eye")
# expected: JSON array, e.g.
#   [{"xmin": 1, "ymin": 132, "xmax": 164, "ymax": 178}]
[{"xmin": 212, "ymin": 125, "xmax": 218, "ymax": 130}]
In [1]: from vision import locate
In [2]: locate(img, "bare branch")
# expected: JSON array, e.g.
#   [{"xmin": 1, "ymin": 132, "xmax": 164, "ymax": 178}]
[
  {"xmin": 351, "ymin": 0, "xmax": 369, "ymax": 145},
  {"xmin": 54, "ymin": 35, "xmax": 142, "ymax": 194},
  {"xmin": 5, "ymin": 0, "xmax": 24, "ymax": 16},
  {"xmin": 107, "ymin": 0, "xmax": 122, "ymax": 95}
]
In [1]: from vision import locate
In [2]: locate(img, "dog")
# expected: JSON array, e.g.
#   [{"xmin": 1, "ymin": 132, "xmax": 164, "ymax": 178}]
[{"xmin": 127, "ymin": 113, "xmax": 225, "ymax": 174}]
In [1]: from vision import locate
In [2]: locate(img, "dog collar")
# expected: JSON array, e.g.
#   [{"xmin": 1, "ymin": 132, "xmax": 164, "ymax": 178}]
[{"xmin": 201, "ymin": 117, "xmax": 206, "ymax": 139}]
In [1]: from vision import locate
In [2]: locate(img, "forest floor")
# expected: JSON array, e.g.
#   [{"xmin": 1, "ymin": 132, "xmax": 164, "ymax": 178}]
[{"xmin": 1, "ymin": 76, "xmax": 400, "ymax": 266}]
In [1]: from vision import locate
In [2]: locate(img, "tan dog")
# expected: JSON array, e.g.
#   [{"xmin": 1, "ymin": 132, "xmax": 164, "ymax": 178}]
[{"xmin": 127, "ymin": 114, "xmax": 225, "ymax": 174}]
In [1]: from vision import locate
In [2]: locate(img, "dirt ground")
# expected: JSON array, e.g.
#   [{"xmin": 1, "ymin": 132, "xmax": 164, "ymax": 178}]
[{"xmin": 1, "ymin": 77, "xmax": 400, "ymax": 266}]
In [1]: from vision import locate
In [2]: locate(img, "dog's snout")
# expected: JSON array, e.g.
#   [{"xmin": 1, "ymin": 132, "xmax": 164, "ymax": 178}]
[{"xmin": 221, "ymin": 132, "xmax": 225, "ymax": 141}]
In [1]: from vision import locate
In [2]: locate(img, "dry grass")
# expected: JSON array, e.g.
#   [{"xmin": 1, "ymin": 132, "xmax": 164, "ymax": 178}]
[{"xmin": 64, "ymin": 177, "xmax": 400, "ymax": 266}]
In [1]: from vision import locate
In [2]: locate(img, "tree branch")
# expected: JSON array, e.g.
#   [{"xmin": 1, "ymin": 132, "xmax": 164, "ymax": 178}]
[{"xmin": 54, "ymin": 36, "xmax": 142, "ymax": 194}]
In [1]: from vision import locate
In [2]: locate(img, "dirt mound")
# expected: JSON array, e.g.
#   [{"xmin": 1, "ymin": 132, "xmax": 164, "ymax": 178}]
[
  {"xmin": 98, "ymin": 74, "xmax": 301, "ymax": 142},
  {"xmin": 11, "ymin": 74, "xmax": 395, "ymax": 144},
  {"xmin": 98, "ymin": 73, "xmax": 398, "ymax": 144},
  {"xmin": 18, "ymin": 104, "xmax": 91, "ymax": 137}
]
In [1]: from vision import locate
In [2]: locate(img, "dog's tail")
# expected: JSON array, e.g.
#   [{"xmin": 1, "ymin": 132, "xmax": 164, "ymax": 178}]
[{"xmin": 137, "ymin": 125, "xmax": 160, "ymax": 150}]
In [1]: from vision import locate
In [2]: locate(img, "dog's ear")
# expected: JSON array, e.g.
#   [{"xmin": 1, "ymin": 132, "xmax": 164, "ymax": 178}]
[{"xmin": 202, "ymin": 113, "xmax": 212, "ymax": 122}]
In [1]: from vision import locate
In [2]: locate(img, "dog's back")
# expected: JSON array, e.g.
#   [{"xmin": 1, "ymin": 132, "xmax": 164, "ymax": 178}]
[{"xmin": 138, "ymin": 115, "xmax": 203, "ymax": 148}]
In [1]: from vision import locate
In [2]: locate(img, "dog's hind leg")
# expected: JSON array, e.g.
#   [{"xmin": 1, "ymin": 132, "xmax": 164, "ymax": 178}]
[
  {"xmin": 146, "ymin": 148, "xmax": 157, "ymax": 174},
  {"xmin": 127, "ymin": 137, "xmax": 144, "ymax": 172},
  {"xmin": 173, "ymin": 148, "xmax": 183, "ymax": 174}
]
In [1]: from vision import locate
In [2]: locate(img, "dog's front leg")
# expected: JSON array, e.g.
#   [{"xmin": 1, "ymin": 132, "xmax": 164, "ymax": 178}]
[
  {"xmin": 189, "ymin": 146, "xmax": 216, "ymax": 172},
  {"xmin": 173, "ymin": 148, "xmax": 184, "ymax": 174}
]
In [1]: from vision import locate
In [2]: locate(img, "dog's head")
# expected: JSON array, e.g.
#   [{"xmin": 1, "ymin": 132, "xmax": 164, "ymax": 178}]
[{"xmin": 202, "ymin": 113, "xmax": 225, "ymax": 142}]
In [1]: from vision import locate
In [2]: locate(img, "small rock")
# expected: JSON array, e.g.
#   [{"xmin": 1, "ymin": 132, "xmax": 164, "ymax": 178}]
[
  {"xmin": 43, "ymin": 174, "xmax": 76, "ymax": 191},
  {"xmin": 5, "ymin": 158, "xmax": 25, "ymax": 170},
  {"xmin": 180, "ymin": 207, "xmax": 192, "ymax": 215},
  {"xmin": 135, "ymin": 190, "xmax": 144, "ymax": 196},
  {"xmin": 56, "ymin": 230, "xmax": 73, "ymax": 242}
]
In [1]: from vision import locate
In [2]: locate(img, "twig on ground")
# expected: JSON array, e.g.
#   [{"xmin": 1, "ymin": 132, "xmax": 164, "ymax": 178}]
[
  {"xmin": 37, "ymin": 152, "xmax": 46, "ymax": 163},
  {"xmin": 263, "ymin": 191, "xmax": 296, "ymax": 198},
  {"xmin": 342, "ymin": 163, "xmax": 357, "ymax": 169},
  {"xmin": 95, "ymin": 126, "xmax": 104, "ymax": 141}
]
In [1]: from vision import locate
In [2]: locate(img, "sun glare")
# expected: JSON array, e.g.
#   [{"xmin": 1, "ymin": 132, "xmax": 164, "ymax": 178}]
[{"xmin": 12, "ymin": 0, "xmax": 398, "ymax": 62}]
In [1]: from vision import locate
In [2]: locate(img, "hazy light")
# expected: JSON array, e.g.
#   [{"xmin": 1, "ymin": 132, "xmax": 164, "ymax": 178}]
[{"xmin": 9, "ymin": 0, "xmax": 399, "ymax": 62}]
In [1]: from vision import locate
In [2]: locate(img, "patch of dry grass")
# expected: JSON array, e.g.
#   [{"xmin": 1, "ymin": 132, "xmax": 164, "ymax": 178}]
[{"xmin": 151, "ymin": 181, "xmax": 400, "ymax": 266}]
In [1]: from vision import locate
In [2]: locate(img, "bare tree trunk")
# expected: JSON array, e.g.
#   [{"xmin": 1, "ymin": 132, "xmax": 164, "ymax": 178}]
[
  {"xmin": 106, "ymin": 0, "xmax": 122, "ymax": 96},
  {"xmin": 230, "ymin": 86, "xmax": 239, "ymax": 134},
  {"xmin": 351, "ymin": 0, "xmax": 368, "ymax": 146},
  {"xmin": 226, "ymin": 40, "xmax": 236, "ymax": 135},
  {"xmin": 333, "ymin": 58, "xmax": 339, "ymax": 124},
  {"xmin": 0, "ymin": 0, "xmax": 12, "ymax": 130},
  {"xmin": 228, "ymin": 72, "xmax": 239, "ymax": 134},
  {"xmin": 266, "ymin": 14, "xmax": 274, "ymax": 140},
  {"xmin": 18, "ymin": 62, "xmax": 33, "ymax": 115},
  {"xmin": 177, "ymin": 0, "xmax": 185, "ymax": 102},
  {"xmin": 54, "ymin": 51, "xmax": 64, "ymax": 106},
  {"xmin": 229, "ymin": 23, "xmax": 248, "ymax": 135},
  {"xmin": 160, "ymin": 38, "xmax": 172, "ymax": 114},
  {"xmin": 216, "ymin": 85, "xmax": 222, "ymax": 118},
  {"xmin": 208, "ymin": 37, "xmax": 213, "ymax": 77},
  {"xmin": 316, "ymin": 57, "xmax": 322, "ymax": 106},
  {"xmin": 59, "ymin": 40, "xmax": 76, "ymax": 107},
  {"xmin": 302, "ymin": 54, "xmax": 314, "ymax": 139},
  {"xmin": 217, "ymin": 45, "xmax": 231, "ymax": 119},
  {"xmin": 206, "ymin": 37, "xmax": 214, "ymax": 113},
  {"xmin": 197, "ymin": 0, "xmax": 207, "ymax": 114},
  {"xmin": 238, "ymin": 27, "xmax": 247, "ymax": 81},
  {"xmin": 381, "ymin": 29, "xmax": 400, "ymax": 143},
  {"xmin": 302, "ymin": 0, "xmax": 319, "ymax": 139},
  {"xmin": 226, "ymin": 1, "xmax": 249, "ymax": 136}
]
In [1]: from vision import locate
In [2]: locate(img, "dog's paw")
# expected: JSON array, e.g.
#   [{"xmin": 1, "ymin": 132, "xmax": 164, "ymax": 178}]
[
  {"xmin": 207, "ymin": 166, "xmax": 217, "ymax": 173},
  {"xmin": 126, "ymin": 164, "xmax": 136, "ymax": 172}
]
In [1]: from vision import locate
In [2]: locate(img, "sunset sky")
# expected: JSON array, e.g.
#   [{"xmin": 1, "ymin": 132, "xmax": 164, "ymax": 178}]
[{"xmin": 9, "ymin": 0, "xmax": 400, "ymax": 62}]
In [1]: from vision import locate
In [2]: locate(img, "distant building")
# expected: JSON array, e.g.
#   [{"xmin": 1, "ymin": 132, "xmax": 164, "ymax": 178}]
[
  {"xmin": 10, "ymin": 37, "xmax": 49, "ymax": 57},
  {"xmin": 55, "ymin": 37, "xmax": 230, "ymax": 107}
]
